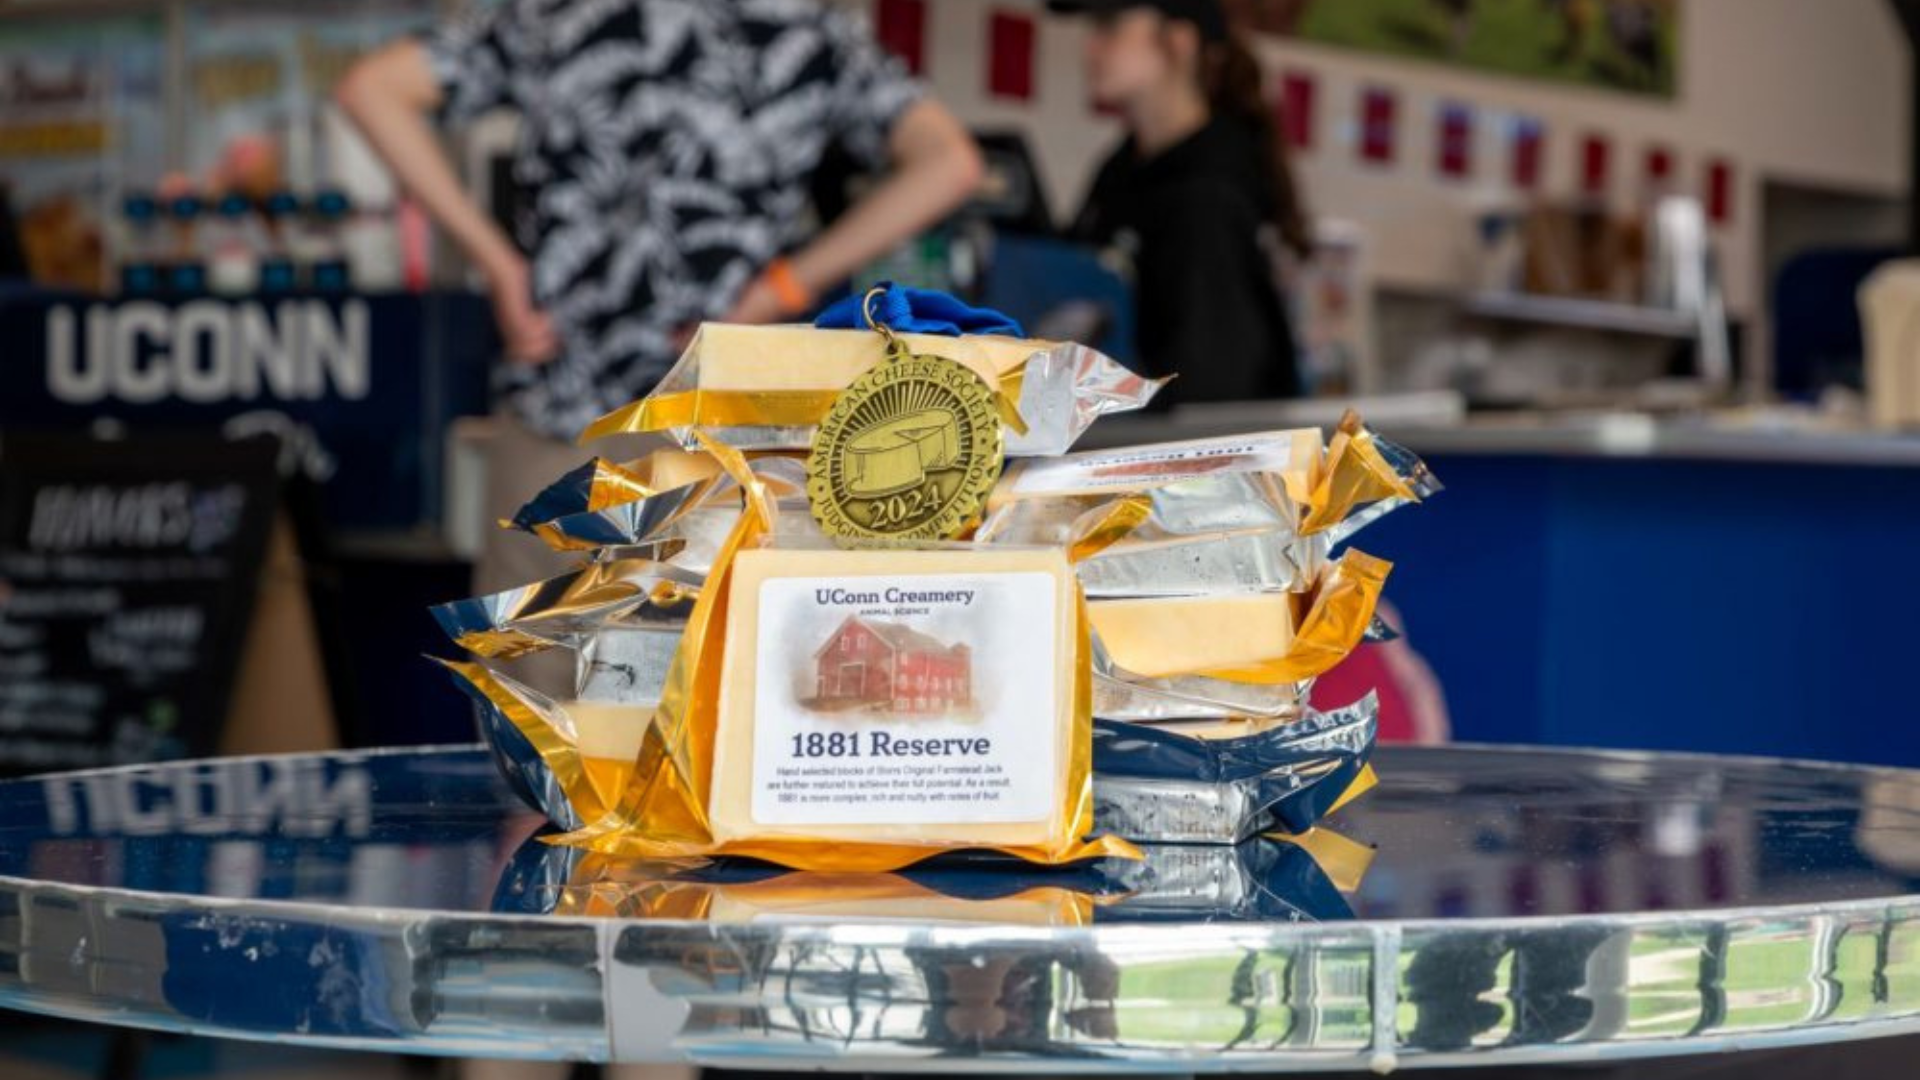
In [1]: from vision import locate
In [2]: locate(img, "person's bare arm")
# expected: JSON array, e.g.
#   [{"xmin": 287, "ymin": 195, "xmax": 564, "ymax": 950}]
[
  {"xmin": 724, "ymin": 99, "xmax": 985, "ymax": 323},
  {"xmin": 335, "ymin": 40, "xmax": 556, "ymax": 363}
]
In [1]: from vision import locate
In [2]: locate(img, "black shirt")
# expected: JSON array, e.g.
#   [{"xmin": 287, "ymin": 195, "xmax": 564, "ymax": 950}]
[{"xmin": 1072, "ymin": 116, "xmax": 1301, "ymax": 405}]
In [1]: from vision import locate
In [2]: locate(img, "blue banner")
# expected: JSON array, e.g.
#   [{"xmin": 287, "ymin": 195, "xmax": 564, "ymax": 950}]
[{"xmin": 0, "ymin": 291, "xmax": 495, "ymax": 530}]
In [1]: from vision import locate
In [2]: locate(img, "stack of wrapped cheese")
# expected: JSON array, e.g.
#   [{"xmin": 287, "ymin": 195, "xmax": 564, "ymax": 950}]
[{"xmin": 433, "ymin": 307, "xmax": 1437, "ymax": 872}]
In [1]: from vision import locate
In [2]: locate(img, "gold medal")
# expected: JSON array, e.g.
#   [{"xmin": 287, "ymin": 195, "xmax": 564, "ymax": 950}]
[{"xmin": 808, "ymin": 291, "xmax": 1004, "ymax": 542}]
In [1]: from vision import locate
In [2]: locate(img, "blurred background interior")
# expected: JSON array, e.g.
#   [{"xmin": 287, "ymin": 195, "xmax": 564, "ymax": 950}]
[{"xmin": 0, "ymin": 0, "xmax": 1917, "ymax": 1074}]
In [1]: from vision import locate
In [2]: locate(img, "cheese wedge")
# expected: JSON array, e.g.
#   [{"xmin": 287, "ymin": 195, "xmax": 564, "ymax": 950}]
[
  {"xmin": 711, "ymin": 546, "xmax": 1077, "ymax": 850},
  {"xmin": 569, "ymin": 700, "xmax": 653, "ymax": 810},
  {"xmin": 1089, "ymin": 593, "xmax": 1295, "ymax": 679}
]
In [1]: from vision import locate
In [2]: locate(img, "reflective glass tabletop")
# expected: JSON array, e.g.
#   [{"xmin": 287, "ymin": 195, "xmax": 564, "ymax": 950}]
[{"xmin": 2, "ymin": 744, "xmax": 1918, "ymax": 1071}]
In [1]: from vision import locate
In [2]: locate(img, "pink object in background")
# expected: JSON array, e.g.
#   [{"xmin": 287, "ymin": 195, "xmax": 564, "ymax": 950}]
[
  {"xmin": 1436, "ymin": 101, "xmax": 1473, "ymax": 180},
  {"xmin": 156, "ymin": 171, "xmax": 197, "ymax": 202},
  {"xmin": 216, "ymin": 134, "xmax": 282, "ymax": 202},
  {"xmin": 1279, "ymin": 71, "xmax": 1317, "ymax": 151},
  {"xmin": 1510, "ymin": 117, "xmax": 1544, "ymax": 190},
  {"xmin": 1309, "ymin": 602, "xmax": 1451, "ymax": 745},
  {"xmin": 988, "ymin": 10, "xmax": 1036, "ymax": 102},
  {"xmin": 1359, "ymin": 86, "xmax": 1398, "ymax": 165},
  {"xmin": 1705, "ymin": 158, "xmax": 1735, "ymax": 224},
  {"xmin": 1580, "ymin": 132, "xmax": 1612, "ymax": 198},
  {"xmin": 1645, "ymin": 144, "xmax": 1674, "ymax": 185},
  {"xmin": 877, "ymin": 0, "xmax": 928, "ymax": 76},
  {"xmin": 398, "ymin": 198, "xmax": 431, "ymax": 293}
]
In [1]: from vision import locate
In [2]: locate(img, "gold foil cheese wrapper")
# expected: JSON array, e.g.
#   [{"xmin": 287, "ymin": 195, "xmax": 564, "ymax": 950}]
[
  {"xmin": 430, "ymin": 558, "xmax": 701, "ymax": 661},
  {"xmin": 983, "ymin": 419, "xmax": 1436, "ymax": 595},
  {"xmin": 542, "ymin": 439, "xmax": 1140, "ymax": 872},
  {"xmin": 1087, "ymin": 551, "xmax": 1391, "ymax": 721},
  {"xmin": 432, "ymin": 405, "xmax": 1433, "ymax": 870},
  {"xmin": 578, "ymin": 323, "xmax": 1164, "ymax": 456}
]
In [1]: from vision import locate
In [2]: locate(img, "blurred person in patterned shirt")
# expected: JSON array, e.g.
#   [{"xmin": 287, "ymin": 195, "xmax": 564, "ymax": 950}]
[{"xmin": 339, "ymin": 1, "xmax": 982, "ymax": 661}]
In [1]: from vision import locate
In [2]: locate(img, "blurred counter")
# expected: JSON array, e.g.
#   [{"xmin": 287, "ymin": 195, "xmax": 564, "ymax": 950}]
[
  {"xmin": 1088, "ymin": 402, "xmax": 1920, "ymax": 468},
  {"xmin": 1094, "ymin": 402, "xmax": 1920, "ymax": 769}
]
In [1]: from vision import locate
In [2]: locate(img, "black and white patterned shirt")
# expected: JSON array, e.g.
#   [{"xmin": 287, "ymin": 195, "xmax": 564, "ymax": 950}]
[{"xmin": 423, "ymin": 0, "xmax": 921, "ymax": 439}]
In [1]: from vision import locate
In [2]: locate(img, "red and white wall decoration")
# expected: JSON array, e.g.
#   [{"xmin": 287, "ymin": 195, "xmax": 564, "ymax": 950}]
[
  {"xmin": 987, "ymin": 9, "xmax": 1037, "ymax": 102},
  {"xmin": 875, "ymin": 0, "xmax": 927, "ymax": 76}
]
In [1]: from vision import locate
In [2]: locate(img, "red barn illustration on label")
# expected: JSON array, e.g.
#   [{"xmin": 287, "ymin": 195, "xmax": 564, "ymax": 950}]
[{"xmin": 813, "ymin": 615, "xmax": 972, "ymax": 714}]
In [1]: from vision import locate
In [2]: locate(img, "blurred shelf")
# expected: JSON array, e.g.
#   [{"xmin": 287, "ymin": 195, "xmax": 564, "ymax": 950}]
[{"xmin": 1460, "ymin": 291, "xmax": 1700, "ymax": 339}]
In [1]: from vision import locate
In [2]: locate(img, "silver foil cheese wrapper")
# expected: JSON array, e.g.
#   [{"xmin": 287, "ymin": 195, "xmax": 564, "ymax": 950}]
[
  {"xmin": 1094, "ymin": 671, "xmax": 1303, "ymax": 722},
  {"xmin": 443, "ymin": 667, "xmax": 585, "ymax": 832},
  {"xmin": 430, "ymin": 558, "xmax": 702, "ymax": 659},
  {"xmin": 516, "ymin": 477, "xmax": 718, "ymax": 552},
  {"xmin": 1009, "ymin": 341, "xmax": 1170, "ymax": 457},
  {"xmin": 578, "ymin": 626, "xmax": 681, "ymax": 705},
  {"xmin": 1091, "ymin": 696, "xmax": 1379, "ymax": 842},
  {"xmin": 1075, "ymin": 528, "xmax": 1327, "ymax": 598},
  {"xmin": 1093, "ymin": 695, "xmax": 1378, "ymax": 783},
  {"xmin": 457, "ymin": 660, "xmax": 1375, "ymax": 847},
  {"xmin": 1090, "ymin": 627, "xmax": 1303, "ymax": 721},
  {"xmin": 636, "ymin": 338, "xmax": 1161, "ymax": 457},
  {"xmin": 1094, "ymin": 840, "xmax": 1355, "ymax": 923}
]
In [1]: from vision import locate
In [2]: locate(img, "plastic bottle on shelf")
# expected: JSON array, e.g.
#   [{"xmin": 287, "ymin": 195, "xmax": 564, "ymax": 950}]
[
  {"xmin": 165, "ymin": 193, "xmax": 208, "ymax": 296},
  {"xmin": 308, "ymin": 189, "xmax": 353, "ymax": 292},
  {"xmin": 259, "ymin": 190, "xmax": 302, "ymax": 293},
  {"xmin": 206, "ymin": 193, "xmax": 262, "ymax": 296},
  {"xmin": 118, "ymin": 192, "xmax": 163, "ymax": 296}
]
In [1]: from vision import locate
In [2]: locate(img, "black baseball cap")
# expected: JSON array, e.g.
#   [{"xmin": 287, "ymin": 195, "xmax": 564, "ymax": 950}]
[{"xmin": 1047, "ymin": 0, "xmax": 1230, "ymax": 43}]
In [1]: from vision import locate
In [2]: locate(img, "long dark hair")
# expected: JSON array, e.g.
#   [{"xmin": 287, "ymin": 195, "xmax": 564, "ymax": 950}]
[{"xmin": 1202, "ymin": 34, "xmax": 1314, "ymax": 259}]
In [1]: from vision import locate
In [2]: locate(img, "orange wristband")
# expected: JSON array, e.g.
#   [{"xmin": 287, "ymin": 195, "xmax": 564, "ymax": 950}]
[{"xmin": 763, "ymin": 257, "xmax": 814, "ymax": 316}]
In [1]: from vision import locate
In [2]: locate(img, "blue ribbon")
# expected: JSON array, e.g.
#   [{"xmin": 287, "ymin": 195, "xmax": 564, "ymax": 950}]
[{"xmin": 814, "ymin": 282, "xmax": 1025, "ymax": 338}]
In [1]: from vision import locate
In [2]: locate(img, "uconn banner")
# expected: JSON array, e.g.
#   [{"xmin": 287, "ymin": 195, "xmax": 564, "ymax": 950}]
[{"xmin": 0, "ymin": 292, "xmax": 495, "ymax": 529}]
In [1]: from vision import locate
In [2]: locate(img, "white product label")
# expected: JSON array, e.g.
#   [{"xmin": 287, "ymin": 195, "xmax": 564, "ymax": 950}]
[
  {"xmin": 749, "ymin": 572, "xmax": 1060, "ymax": 827},
  {"xmin": 1009, "ymin": 433, "xmax": 1303, "ymax": 497}
]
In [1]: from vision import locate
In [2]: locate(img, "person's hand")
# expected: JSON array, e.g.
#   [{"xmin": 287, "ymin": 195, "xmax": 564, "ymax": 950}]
[
  {"xmin": 486, "ymin": 256, "xmax": 560, "ymax": 366},
  {"xmin": 717, "ymin": 275, "xmax": 791, "ymax": 327}
]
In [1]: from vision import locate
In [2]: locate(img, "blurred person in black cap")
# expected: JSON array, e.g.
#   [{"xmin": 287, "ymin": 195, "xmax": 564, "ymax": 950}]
[
  {"xmin": 1052, "ymin": 0, "xmax": 1312, "ymax": 405},
  {"xmin": 337, "ymin": 1, "xmax": 983, "ymax": 686}
]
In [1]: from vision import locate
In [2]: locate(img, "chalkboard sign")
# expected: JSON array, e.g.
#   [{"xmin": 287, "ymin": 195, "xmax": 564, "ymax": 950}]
[{"xmin": 0, "ymin": 434, "xmax": 280, "ymax": 778}]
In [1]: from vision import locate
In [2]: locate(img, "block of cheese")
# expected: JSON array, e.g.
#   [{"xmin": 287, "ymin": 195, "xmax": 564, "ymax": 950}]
[
  {"xmin": 710, "ymin": 546, "xmax": 1078, "ymax": 850},
  {"xmin": 995, "ymin": 429, "xmax": 1323, "ymax": 506},
  {"xmin": 1089, "ymin": 593, "xmax": 1295, "ymax": 679},
  {"xmin": 694, "ymin": 322, "xmax": 1041, "ymax": 392},
  {"xmin": 619, "ymin": 448, "xmax": 725, "ymax": 493},
  {"xmin": 568, "ymin": 700, "xmax": 654, "ymax": 809}
]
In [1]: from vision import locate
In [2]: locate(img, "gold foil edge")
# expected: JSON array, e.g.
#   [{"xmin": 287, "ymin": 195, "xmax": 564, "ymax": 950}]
[
  {"xmin": 580, "ymin": 370, "xmax": 1033, "ymax": 444},
  {"xmin": 1195, "ymin": 551, "xmax": 1393, "ymax": 685},
  {"xmin": 1301, "ymin": 411, "xmax": 1421, "ymax": 537},
  {"xmin": 435, "ymin": 659, "xmax": 610, "ymax": 823}
]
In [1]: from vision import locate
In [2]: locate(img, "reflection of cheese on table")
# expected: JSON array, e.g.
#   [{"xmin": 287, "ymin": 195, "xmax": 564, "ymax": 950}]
[
  {"xmin": 712, "ymin": 547, "xmax": 1076, "ymax": 851},
  {"xmin": 705, "ymin": 879, "xmax": 1085, "ymax": 926},
  {"xmin": 568, "ymin": 700, "xmax": 653, "ymax": 809},
  {"xmin": 1089, "ymin": 593, "xmax": 1295, "ymax": 678}
]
